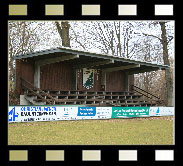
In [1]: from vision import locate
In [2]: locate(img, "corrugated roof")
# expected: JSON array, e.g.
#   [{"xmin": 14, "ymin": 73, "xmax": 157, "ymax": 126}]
[{"xmin": 14, "ymin": 46, "xmax": 169, "ymax": 70}]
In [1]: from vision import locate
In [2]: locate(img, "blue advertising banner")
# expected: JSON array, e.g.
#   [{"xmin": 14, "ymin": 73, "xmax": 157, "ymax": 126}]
[
  {"xmin": 78, "ymin": 107, "xmax": 96, "ymax": 116},
  {"xmin": 9, "ymin": 107, "xmax": 18, "ymax": 122}
]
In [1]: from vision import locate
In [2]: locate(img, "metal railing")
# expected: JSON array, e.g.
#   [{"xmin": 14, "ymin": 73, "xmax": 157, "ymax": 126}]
[
  {"xmin": 131, "ymin": 85, "xmax": 164, "ymax": 106},
  {"xmin": 20, "ymin": 77, "xmax": 56, "ymax": 105}
]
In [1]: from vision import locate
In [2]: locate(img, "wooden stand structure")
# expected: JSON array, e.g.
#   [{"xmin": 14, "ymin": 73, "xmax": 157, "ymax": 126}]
[{"xmin": 14, "ymin": 47, "xmax": 168, "ymax": 106}]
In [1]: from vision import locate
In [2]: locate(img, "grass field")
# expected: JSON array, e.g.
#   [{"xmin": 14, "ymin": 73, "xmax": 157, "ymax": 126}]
[{"xmin": 8, "ymin": 116, "xmax": 174, "ymax": 145}]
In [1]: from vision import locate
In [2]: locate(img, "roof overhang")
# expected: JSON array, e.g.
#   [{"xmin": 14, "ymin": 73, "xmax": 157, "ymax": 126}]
[{"xmin": 14, "ymin": 47, "xmax": 169, "ymax": 73}]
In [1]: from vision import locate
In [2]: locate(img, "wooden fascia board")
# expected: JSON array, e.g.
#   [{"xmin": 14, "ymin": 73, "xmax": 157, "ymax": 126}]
[
  {"xmin": 128, "ymin": 67, "xmax": 160, "ymax": 75},
  {"xmin": 102, "ymin": 64, "xmax": 140, "ymax": 73},
  {"xmin": 73, "ymin": 60, "xmax": 114, "ymax": 69},
  {"xmin": 56, "ymin": 49, "xmax": 169, "ymax": 69},
  {"xmin": 14, "ymin": 49, "xmax": 61, "ymax": 60},
  {"xmin": 35, "ymin": 54, "xmax": 79, "ymax": 66}
]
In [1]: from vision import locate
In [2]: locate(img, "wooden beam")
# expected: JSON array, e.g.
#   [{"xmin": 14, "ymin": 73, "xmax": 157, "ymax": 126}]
[
  {"xmin": 102, "ymin": 64, "xmax": 140, "ymax": 72},
  {"xmin": 35, "ymin": 54, "xmax": 79, "ymax": 66},
  {"xmin": 128, "ymin": 67, "xmax": 159, "ymax": 75},
  {"xmin": 74, "ymin": 60, "xmax": 114, "ymax": 69}
]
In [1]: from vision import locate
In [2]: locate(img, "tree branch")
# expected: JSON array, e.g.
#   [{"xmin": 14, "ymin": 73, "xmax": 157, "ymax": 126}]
[
  {"xmin": 55, "ymin": 21, "xmax": 62, "ymax": 39},
  {"xmin": 167, "ymin": 36, "xmax": 174, "ymax": 43},
  {"xmin": 70, "ymin": 26, "xmax": 86, "ymax": 50},
  {"xmin": 142, "ymin": 33, "xmax": 162, "ymax": 43}
]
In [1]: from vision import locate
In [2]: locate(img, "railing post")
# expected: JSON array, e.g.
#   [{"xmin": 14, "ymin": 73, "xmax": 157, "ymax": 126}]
[{"xmin": 20, "ymin": 77, "xmax": 56, "ymax": 105}]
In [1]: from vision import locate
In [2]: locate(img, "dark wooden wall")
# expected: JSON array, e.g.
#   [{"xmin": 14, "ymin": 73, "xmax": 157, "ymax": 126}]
[
  {"xmin": 106, "ymin": 71, "xmax": 125, "ymax": 91},
  {"xmin": 15, "ymin": 58, "xmax": 135, "ymax": 94},
  {"xmin": 40, "ymin": 62, "xmax": 73, "ymax": 90},
  {"xmin": 16, "ymin": 59, "xmax": 35, "ymax": 94}
]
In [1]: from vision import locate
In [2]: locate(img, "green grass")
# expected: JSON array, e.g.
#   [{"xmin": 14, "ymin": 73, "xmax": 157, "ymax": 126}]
[{"xmin": 8, "ymin": 116, "xmax": 174, "ymax": 145}]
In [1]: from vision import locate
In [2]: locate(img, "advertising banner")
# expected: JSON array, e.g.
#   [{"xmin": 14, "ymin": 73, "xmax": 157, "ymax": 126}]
[
  {"xmin": 9, "ymin": 106, "xmax": 78, "ymax": 122},
  {"xmin": 9, "ymin": 106, "xmax": 112, "ymax": 122},
  {"xmin": 77, "ymin": 107, "xmax": 112, "ymax": 120},
  {"xmin": 149, "ymin": 107, "xmax": 174, "ymax": 116},
  {"xmin": 111, "ymin": 107, "xmax": 150, "ymax": 118},
  {"xmin": 78, "ymin": 107, "xmax": 96, "ymax": 116},
  {"xmin": 8, "ymin": 106, "xmax": 174, "ymax": 123}
]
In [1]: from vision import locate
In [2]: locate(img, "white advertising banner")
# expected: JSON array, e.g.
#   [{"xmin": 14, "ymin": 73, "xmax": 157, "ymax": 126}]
[
  {"xmin": 8, "ymin": 106, "xmax": 174, "ymax": 123},
  {"xmin": 9, "ymin": 106, "xmax": 78, "ymax": 123},
  {"xmin": 149, "ymin": 107, "xmax": 174, "ymax": 116},
  {"xmin": 8, "ymin": 106, "xmax": 112, "ymax": 123}
]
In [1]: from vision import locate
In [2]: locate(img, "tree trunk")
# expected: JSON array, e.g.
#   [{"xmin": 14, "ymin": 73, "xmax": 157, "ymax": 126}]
[
  {"xmin": 55, "ymin": 21, "xmax": 70, "ymax": 47},
  {"xmin": 159, "ymin": 22, "xmax": 173, "ymax": 106}
]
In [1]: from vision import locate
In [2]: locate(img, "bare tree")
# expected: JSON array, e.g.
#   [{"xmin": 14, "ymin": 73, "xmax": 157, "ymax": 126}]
[
  {"xmin": 8, "ymin": 21, "xmax": 40, "ymax": 104},
  {"xmin": 55, "ymin": 21, "xmax": 70, "ymax": 47},
  {"xmin": 141, "ymin": 21, "xmax": 174, "ymax": 106},
  {"xmin": 159, "ymin": 22, "xmax": 174, "ymax": 106},
  {"xmin": 68, "ymin": 21, "xmax": 138, "ymax": 58}
]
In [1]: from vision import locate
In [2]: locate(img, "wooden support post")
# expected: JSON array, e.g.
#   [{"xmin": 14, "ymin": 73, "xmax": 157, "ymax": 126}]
[
  {"xmin": 34, "ymin": 64, "xmax": 40, "ymax": 88},
  {"xmin": 101, "ymin": 71, "xmax": 106, "ymax": 90},
  {"xmin": 72, "ymin": 68, "xmax": 77, "ymax": 90},
  {"xmin": 125, "ymin": 72, "xmax": 129, "ymax": 91}
]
